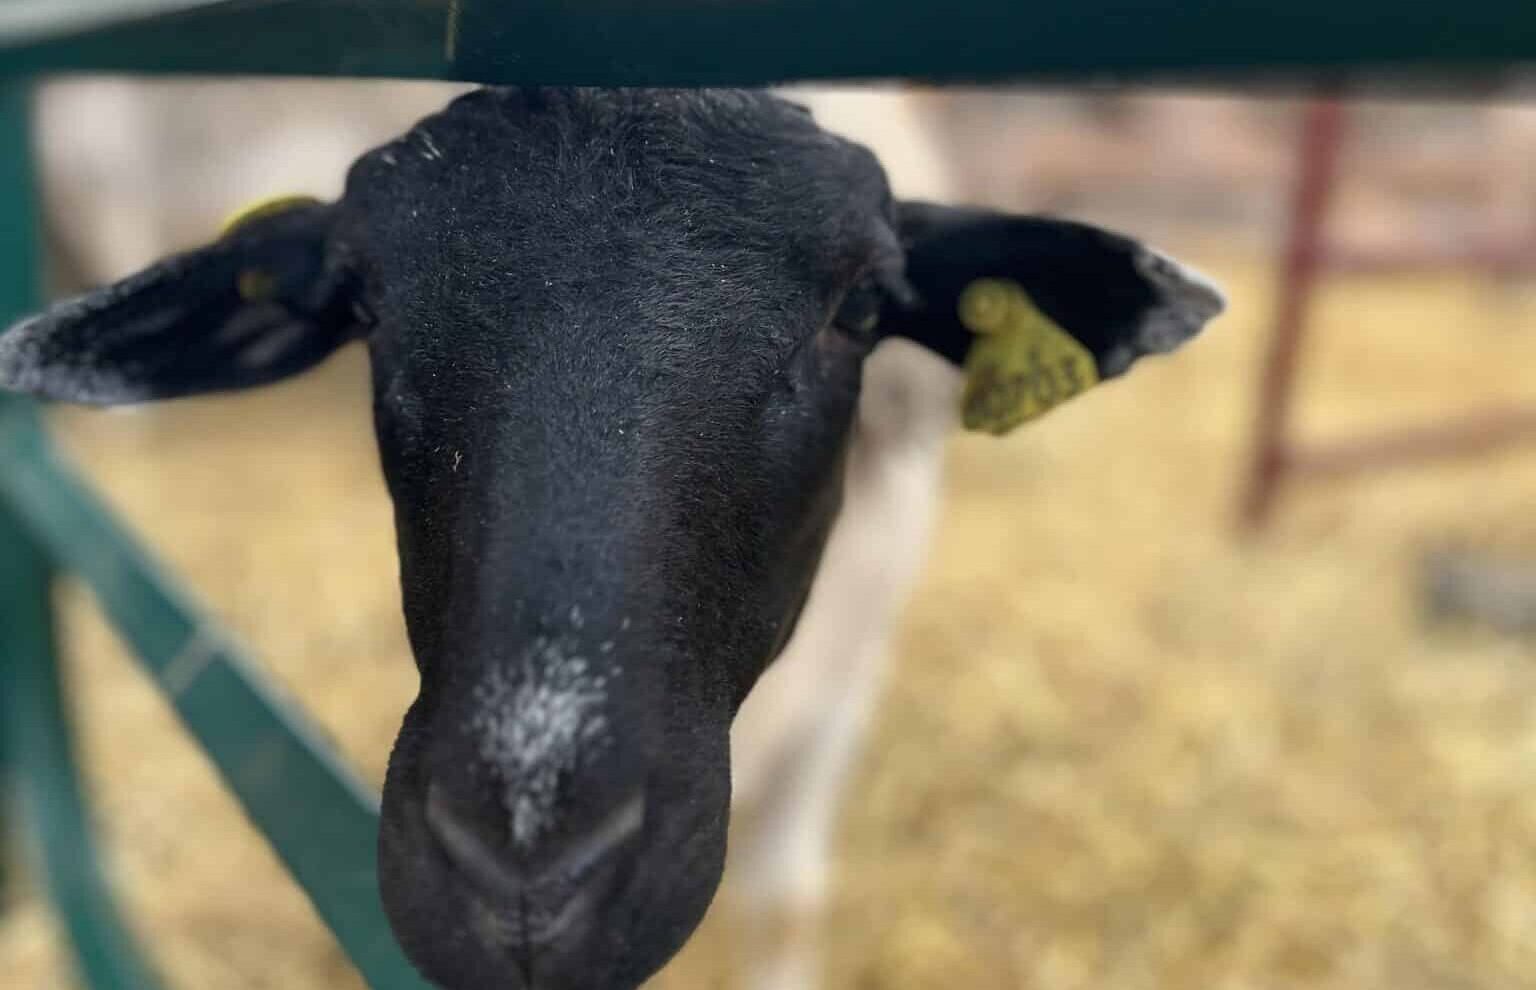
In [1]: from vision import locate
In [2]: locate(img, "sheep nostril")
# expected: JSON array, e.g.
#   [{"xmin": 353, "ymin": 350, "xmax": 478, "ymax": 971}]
[
  {"xmin": 424, "ymin": 781, "xmax": 646, "ymax": 903},
  {"xmin": 545, "ymin": 790, "xmax": 645, "ymax": 882},
  {"xmin": 425, "ymin": 781, "xmax": 528, "ymax": 902}
]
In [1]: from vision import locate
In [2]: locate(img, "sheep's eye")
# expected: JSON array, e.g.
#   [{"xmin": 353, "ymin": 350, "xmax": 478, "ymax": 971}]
[{"xmin": 832, "ymin": 279, "xmax": 884, "ymax": 341}]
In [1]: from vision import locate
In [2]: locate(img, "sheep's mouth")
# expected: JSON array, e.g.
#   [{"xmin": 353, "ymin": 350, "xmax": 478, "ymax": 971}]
[{"xmin": 423, "ymin": 782, "xmax": 647, "ymax": 947}]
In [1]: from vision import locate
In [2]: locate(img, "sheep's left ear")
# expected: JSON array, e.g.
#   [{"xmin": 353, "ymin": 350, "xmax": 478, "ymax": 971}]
[
  {"xmin": 0, "ymin": 198, "xmax": 364, "ymax": 406},
  {"xmin": 880, "ymin": 201, "xmax": 1225, "ymax": 435}
]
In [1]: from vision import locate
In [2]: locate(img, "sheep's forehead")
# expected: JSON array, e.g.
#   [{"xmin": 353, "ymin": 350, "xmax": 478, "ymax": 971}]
[
  {"xmin": 348, "ymin": 89, "xmax": 896, "ymax": 418},
  {"xmin": 346, "ymin": 88, "xmax": 892, "ymax": 285}
]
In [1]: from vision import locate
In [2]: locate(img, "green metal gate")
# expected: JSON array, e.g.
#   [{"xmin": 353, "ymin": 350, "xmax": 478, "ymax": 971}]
[{"xmin": 2, "ymin": 2, "xmax": 1535, "ymax": 987}]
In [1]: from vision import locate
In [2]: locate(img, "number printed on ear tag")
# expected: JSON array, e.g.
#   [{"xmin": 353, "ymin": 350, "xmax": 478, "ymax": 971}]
[{"xmin": 957, "ymin": 278, "xmax": 1099, "ymax": 436}]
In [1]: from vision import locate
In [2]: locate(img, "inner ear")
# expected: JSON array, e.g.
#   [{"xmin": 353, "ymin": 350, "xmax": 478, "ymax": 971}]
[
  {"xmin": 872, "ymin": 202, "xmax": 1223, "ymax": 435},
  {"xmin": 879, "ymin": 202, "xmax": 1223, "ymax": 374},
  {"xmin": 0, "ymin": 202, "xmax": 363, "ymax": 405}
]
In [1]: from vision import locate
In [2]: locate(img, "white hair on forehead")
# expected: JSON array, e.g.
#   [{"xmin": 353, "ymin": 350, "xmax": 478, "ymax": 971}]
[{"xmin": 468, "ymin": 633, "xmax": 621, "ymax": 847}]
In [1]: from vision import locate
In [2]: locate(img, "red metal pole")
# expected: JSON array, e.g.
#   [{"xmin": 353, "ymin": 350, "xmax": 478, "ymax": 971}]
[
  {"xmin": 1239, "ymin": 97, "xmax": 1346, "ymax": 530},
  {"xmin": 1287, "ymin": 406, "xmax": 1536, "ymax": 479}
]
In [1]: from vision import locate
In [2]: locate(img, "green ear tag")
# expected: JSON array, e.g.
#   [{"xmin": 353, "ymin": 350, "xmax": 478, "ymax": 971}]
[{"xmin": 957, "ymin": 278, "xmax": 1099, "ymax": 436}]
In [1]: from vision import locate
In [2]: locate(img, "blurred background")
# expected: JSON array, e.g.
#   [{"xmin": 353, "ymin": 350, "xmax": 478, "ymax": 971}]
[{"xmin": 5, "ymin": 77, "xmax": 1536, "ymax": 988}]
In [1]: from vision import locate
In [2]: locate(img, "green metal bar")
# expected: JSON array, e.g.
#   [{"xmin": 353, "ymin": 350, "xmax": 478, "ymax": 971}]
[
  {"xmin": 0, "ymin": 418, "xmax": 429, "ymax": 988},
  {"xmin": 0, "ymin": 64, "xmax": 21, "ymax": 932},
  {"xmin": 0, "ymin": 410, "xmax": 431, "ymax": 990},
  {"xmin": 0, "ymin": 611, "xmax": 9, "ymax": 910},
  {"xmin": 1, "ymin": 0, "xmax": 452, "ymax": 81},
  {"xmin": 0, "ymin": 489, "xmax": 168, "ymax": 990},
  {"xmin": 0, "ymin": 1, "xmax": 235, "ymax": 43},
  {"xmin": 0, "ymin": 82, "xmax": 166, "ymax": 990},
  {"xmin": 0, "ymin": 82, "xmax": 429, "ymax": 988},
  {"xmin": 2, "ymin": 0, "xmax": 1536, "ymax": 87},
  {"xmin": 0, "ymin": 457, "xmax": 11, "ymax": 909}
]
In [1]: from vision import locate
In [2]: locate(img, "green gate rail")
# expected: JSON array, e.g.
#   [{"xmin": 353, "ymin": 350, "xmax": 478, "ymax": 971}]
[
  {"xmin": 0, "ymin": 87, "xmax": 170, "ymax": 986},
  {"xmin": 4, "ymin": 3, "xmax": 1536, "ymax": 989},
  {"xmin": 0, "ymin": 83, "xmax": 169, "ymax": 990},
  {"xmin": 3, "ymin": 0, "xmax": 1536, "ymax": 86},
  {"xmin": 0, "ymin": 81, "xmax": 430, "ymax": 989}
]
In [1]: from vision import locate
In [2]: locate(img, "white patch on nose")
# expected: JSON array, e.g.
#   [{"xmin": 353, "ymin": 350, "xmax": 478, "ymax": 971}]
[{"xmin": 468, "ymin": 635, "xmax": 619, "ymax": 848}]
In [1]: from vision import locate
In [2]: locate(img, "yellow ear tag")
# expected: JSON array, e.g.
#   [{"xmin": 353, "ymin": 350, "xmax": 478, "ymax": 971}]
[
  {"xmin": 235, "ymin": 269, "xmax": 278, "ymax": 302},
  {"xmin": 220, "ymin": 195, "xmax": 319, "ymax": 302},
  {"xmin": 957, "ymin": 278, "xmax": 1099, "ymax": 436},
  {"xmin": 219, "ymin": 194, "xmax": 321, "ymax": 239}
]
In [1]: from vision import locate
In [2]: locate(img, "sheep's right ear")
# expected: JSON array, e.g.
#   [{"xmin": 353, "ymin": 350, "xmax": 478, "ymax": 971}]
[
  {"xmin": 0, "ymin": 199, "xmax": 365, "ymax": 405},
  {"xmin": 879, "ymin": 202, "xmax": 1224, "ymax": 436}
]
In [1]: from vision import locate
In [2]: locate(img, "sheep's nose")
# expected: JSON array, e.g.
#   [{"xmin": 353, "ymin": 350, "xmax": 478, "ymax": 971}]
[{"xmin": 425, "ymin": 780, "xmax": 644, "ymax": 944}]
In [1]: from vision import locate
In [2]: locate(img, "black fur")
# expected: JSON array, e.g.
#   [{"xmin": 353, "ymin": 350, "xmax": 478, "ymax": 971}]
[
  {"xmin": 886, "ymin": 202, "xmax": 1163, "ymax": 369},
  {"xmin": 0, "ymin": 87, "xmax": 1222, "ymax": 990}
]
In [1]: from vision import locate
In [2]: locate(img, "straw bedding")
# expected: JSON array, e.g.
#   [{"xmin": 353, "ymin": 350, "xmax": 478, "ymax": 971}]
[{"xmin": 5, "ymin": 257, "xmax": 1536, "ymax": 988}]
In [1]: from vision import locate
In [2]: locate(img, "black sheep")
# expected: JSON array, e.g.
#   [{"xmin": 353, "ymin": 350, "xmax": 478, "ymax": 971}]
[{"xmin": 0, "ymin": 87, "xmax": 1222, "ymax": 990}]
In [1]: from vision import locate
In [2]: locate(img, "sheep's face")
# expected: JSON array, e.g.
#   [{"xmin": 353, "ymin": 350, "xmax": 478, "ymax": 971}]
[
  {"xmin": 0, "ymin": 87, "xmax": 1223, "ymax": 990},
  {"xmin": 356, "ymin": 89, "xmax": 899, "ymax": 989}
]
